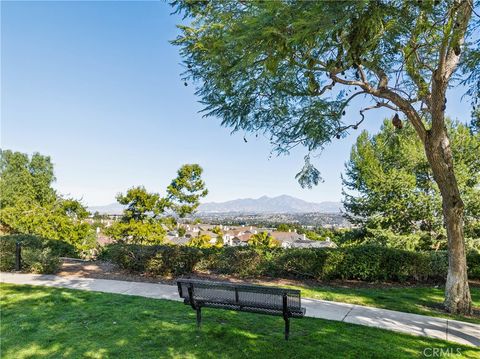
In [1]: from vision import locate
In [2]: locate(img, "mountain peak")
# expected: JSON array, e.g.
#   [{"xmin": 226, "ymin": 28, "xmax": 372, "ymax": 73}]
[
  {"xmin": 89, "ymin": 195, "xmax": 342, "ymax": 215},
  {"xmin": 198, "ymin": 195, "xmax": 341, "ymax": 214}
]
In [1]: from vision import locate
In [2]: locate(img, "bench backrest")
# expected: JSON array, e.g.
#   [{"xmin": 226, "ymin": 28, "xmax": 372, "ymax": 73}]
[{"xmin": 177, "ymin": 279, "xmax": 302, "ymax": 312}]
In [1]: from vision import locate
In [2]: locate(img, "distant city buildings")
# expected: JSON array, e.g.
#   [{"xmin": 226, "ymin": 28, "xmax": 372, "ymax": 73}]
[
  {"xmin": 166, "ymin": 223, "xmax": 337, "ymax": 249},
  {"xmin": 86, "ymin": 212, "xmax": 344, "ymax": 248}
]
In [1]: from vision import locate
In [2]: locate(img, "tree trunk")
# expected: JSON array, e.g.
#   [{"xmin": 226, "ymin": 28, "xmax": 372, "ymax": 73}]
[{"xmin": 424, "ymin": 129, "xmax": 472, "ymax": 315}]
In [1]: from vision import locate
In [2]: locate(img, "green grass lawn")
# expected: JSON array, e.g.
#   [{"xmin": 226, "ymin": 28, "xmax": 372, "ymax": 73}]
[
  {"xmin": 1, "ymin": 284, "xmax": 478, "ymax": 359},
  {"xmin": 272, "ymin": 283, "xmax": 480, "ymax": 324}
]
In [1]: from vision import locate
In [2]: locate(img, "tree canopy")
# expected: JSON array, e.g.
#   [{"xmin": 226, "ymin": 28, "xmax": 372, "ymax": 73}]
[
  {"xmin": 343, "ymin": 119, "xmax": 480, "ymax": 239},
  {"xmin": 0, "ymin": 150, "xmax": 56, "ymax": 207},
  {"xmin": 248, "ymin": 231, "xmax": 280, "ymax": 248},
  {"xmin": 117, "ymin": 186, "xmax": 162, "ymax": 221},
  {"xmin": 0, "ymin": 150, "xmax": 95, "ymax": 252},
  {"xmin": 167, "ymin": 164, "xmax": 208, "ymax": 217},
  {"xmin": 105, "ymin": 164, "xmax": 208, "ymax": 244},
  {"xmin": 173, "ymin": 0, "xmax": 479, "ymax": 184},
  {"xmin": 187, "ymin": 233, "xmax": 214, "ymax": 248}
]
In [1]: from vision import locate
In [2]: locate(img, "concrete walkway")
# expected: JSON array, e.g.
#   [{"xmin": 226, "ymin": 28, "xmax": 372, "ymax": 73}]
[{"xmin": 1, "ymin": 272, "xmax": 479, "ymax": 347}]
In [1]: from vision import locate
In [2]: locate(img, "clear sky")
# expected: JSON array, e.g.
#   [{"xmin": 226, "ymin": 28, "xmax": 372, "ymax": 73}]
[{"xmin": 1, "ymin": 1, "xmax": 473, "ymax": 206}]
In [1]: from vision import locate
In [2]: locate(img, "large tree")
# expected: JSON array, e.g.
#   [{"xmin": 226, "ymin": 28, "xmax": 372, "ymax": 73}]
[
  {"xmin": 0, "ymin": 149, "xmax": 56, "ymax": 208},
  {"xmin": 166, "ymin": 164, "xmax": 208, "ymax": 217},
  {"xmin": 105, "ymin": 186, "xmax": 167, "ymax": 245},
  {"xmin": 172, "ymin": 0, "xmax": 479, "ymax": 314},
  {"xmin": 116, "ymin": 186, "xmax": 162, "ymax": 221},
  {"xmin": 343, "ymin": 119, "xmax": 480, "ymax": 243},
  {"xmin": 106, "ymin": 164, "xmax": 208, "ymax": 243},
  {"xmin": 0, "ymin": 150, "xmax": 95, "ymax": 251}
]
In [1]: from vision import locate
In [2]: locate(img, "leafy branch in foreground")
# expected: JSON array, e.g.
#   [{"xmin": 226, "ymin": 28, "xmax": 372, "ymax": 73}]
[{"xmin": 172, "ymin": 0, "xmax": 479, "ymax": 314}]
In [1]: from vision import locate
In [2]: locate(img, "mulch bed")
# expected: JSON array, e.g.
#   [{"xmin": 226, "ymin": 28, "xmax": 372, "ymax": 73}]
[{"xmin": 58, "ymin": 258, "xmax": 479, "ymax": 289}]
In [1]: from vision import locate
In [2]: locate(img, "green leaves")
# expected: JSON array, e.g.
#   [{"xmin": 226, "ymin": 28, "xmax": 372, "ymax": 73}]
[
  {"xmin": 166, "ymin": 164, "xmax": 208, "ymax": 218},
  {"xmin": 0, "ymin": 201, "xmax": 96, "ymax": 252},
  {"xmin": 172, "ymin": 0, "xmax": 478, "ymax": 189},
  {"xmin": 248, "ymin": 231, "xmax": 280, "ymax": 248},
  {"xmin": 107, "ymin": 164, "xmax": 208, "ymax": 244},
  {"xmin": 343, "ymin": 119, "xmax": 480, "ymax": 242},
  {"xmin": 187, "ymin": 234, "xmax": 213, "ymax": 248},
  {"xmin": 0, "ymin": 150, "xmax": 95, "ymax": 253},
  {"xmin": 105, "ymin": 220, "xmax": 166, "ymax": 245},
  {"xmin": 295, "ymin": 155, "xmax": 322, "ymax": 189},
  {"xmin": 116, "ymin": 186, "xmax": 161, "ymax": 221},
  {"xmin": 0, "ymin": 150, "xmax": 56, "ymax": 208}
]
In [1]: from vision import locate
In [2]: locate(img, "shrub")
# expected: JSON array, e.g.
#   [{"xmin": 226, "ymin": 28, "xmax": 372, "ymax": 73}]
[
  {"xmin": 426, "ymin": 251, "xmax": 448, "ymax": 280},
  {"xmin": 467, "ymin": 250, "xmax": 480, "ymax": 279},
  {"xmin": 334, "ymin": 245, "xmax": 386, "ymax": 281},
  {"xmin": 0, "ymin": 234, "xmax": 74, "ymax": 272},
  {"xmin": 103, "ymin": 243, "xmax": 480, "ymax": 282},
  {"xmin": 146, "ymin": 246, "xmax": 203, "ymax": 276},
  {"xmin": 208, "ymin": 247, "xmax": 269, "ymax": 277},
  {"xmin": 102, "ymin": 243, "xmax": 159, "ymax": 272},
  {"xmin": 0, "ymin": 234, "xmax": 76, "ymax": 257},
  {"xmin": 22, "ymin": 248, "xmax": 61, "ymax": 274},
  {"xmin": 272, "ymin": 248, "xmax": 330, "ymax": 279},
  {"xmin": 0, "ymin": 239, "xmax": 16, "ymax": 271}
]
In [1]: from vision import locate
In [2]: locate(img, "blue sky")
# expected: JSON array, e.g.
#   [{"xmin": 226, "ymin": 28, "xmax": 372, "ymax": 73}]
[{"xmin": 1, "ymin": 1, "xmax": 474, "ymax": 206}]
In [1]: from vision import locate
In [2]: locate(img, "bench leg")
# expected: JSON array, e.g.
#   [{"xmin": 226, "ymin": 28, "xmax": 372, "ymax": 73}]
[
  {"xmin": 284, "ymin": 317, "xmax": 290, "ymax": 340},
  {"xmin": 196, "ymin": 306, "xmax": 202, "ymax": 328}
]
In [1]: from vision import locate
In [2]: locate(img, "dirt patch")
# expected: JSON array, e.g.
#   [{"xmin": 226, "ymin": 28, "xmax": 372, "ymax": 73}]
[
  {"xmin": 58, "ymin": 258, "xmax": 161, "ymax": 283},
  {"xmin": 58, "ymin": 258, "xmax": 479, "ymax": 290}
]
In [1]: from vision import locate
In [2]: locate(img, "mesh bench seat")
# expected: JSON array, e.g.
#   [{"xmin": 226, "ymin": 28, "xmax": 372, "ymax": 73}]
[{"xmin": 177, "ymin": 279, "xmax": 306, "ymax": 340}]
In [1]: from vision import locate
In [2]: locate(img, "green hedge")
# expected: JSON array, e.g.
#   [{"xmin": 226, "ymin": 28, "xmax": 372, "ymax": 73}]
[
  {"xmin": 467, "ymin": 250, "xmax": 480, "ymax": 279},
  {"xmin": 102, "ymin": 243, "xmax": 480, "ymax": 282},
  {"xmin": 0, "ymin": 234, "xmax": 75, "ymax": 273},
  {"xmin": 0, "ymin": 239, "xmax": 17, "ymax": 271},
  {"xmin": 22, "ymin": 247, "xmax": 61, "ymax": 274},
  {"xmin": 102, "ymin": 244, "xmax": 203, "ymax": 276}
]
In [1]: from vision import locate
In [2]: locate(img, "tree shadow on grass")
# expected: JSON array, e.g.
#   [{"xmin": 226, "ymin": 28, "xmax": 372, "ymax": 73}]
[
  {"xmin": 296, "ymin": 284, "xmax": 480, "ymax": 324},
  {"xmin": 1, "ymin": 284, "xmax": 479, "ymax": 359}
]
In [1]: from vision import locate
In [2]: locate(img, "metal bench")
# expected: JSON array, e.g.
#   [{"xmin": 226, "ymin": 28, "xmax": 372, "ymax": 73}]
[{"xmin": 176, "ymin": 279, "xmax": 306, "ymax": 340}]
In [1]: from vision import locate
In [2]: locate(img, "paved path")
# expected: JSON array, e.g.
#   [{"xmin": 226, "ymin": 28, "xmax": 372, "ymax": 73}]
[{"xmin": 1, "ymin": 272, "xmax": 479, "ymax": 347}]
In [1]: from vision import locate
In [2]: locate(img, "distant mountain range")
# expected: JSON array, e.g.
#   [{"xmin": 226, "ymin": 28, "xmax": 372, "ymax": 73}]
[
  {"xmin": 89, "ymin": 203, "xmax": 125, "ymax": 215},
  {"xmin": 198, "ymin": 195, "xmax": 342, "ymax": 213},
  {"xmin": 89, "ymin": 195, "xmax": 342, "ymax": 215}
]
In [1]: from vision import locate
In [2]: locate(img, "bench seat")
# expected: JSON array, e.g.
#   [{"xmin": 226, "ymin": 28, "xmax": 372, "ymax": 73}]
[{"xmin": 177, "ymin": 279, "xmax": 306, "ymax": 340}]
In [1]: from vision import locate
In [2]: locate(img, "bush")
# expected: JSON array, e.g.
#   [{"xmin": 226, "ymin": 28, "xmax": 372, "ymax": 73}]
[
  {"xmin": 467, "ymin": 250, "xmax": 480, "ymax": 279},
  {"xmin": 0, "ymin": 239, "xmax": 16, "ymax": 271},
  {"xmin": 1, "ymin": 234, "xmax": 76, "ymax": 257},
  {"xmin": 207, "ymin": 247, "xmax": 269, "ymax": 277},
  {"xmin": 22, "ymin": 248, "xmax": 61, "ymax": 274},
  {"xmin": 0, "ymin": 234, "xmax": 74, "ymax": 272},
  {"xmin": 334, "ymin": 245, "xmax": 386, "ymax": 281},
  {"xmin": 103, "ymin": 243, "xmax": 480, "ymax": 282},
  {"xmin": 272, "ymin": 248, "xmax": 330, "ymax": 279},
  {"xmin": 102, "ymin": 243, "xmax": 159, "ymax": 272},
  {"xmin": 146, "ymin": 246, "xmax": 203, "ymax": 276},
  {"xmin": 426, "ymin": 251, "xmax": 448, "ymax": 280}
]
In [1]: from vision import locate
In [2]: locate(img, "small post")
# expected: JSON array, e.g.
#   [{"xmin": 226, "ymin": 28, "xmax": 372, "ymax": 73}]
[
  {"xmin": 15, "ymin": 242, "xmax": 21, "ymax": 271},
  {"xmin": 282, "ymin": 293, "xmax": 290, "ymax": 340}
]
